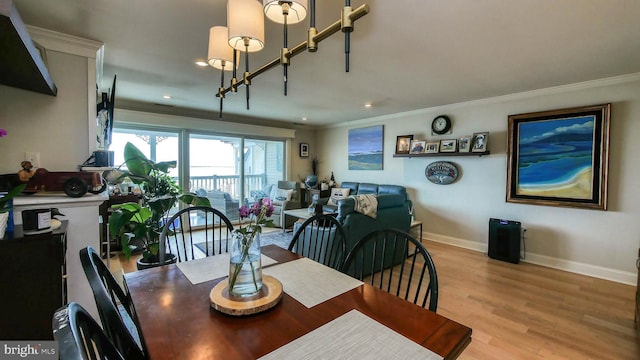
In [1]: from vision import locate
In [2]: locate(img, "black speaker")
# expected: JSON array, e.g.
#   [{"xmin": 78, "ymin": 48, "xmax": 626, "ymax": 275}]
[{"xmin": 488, "ymin": 218, "xmax": 521, "ymax": 264}]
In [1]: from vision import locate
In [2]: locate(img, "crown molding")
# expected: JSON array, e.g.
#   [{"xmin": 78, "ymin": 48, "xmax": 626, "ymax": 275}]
[
  {"xmin": 26, "ymin": 25, "xmax": 103, "ymax": 59},
  {"xmin": 327, "ymin": 72, "xmax": 640, "ymax": 129}
]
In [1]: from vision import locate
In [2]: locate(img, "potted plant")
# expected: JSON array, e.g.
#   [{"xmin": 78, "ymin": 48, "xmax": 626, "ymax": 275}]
[
  {"xmin": 0, "ymin": 183, "xmax": 26, "ymax": 239},
  {"xmin": 107, "ymin": 142, "xmax": 209, "ymax": 269}
]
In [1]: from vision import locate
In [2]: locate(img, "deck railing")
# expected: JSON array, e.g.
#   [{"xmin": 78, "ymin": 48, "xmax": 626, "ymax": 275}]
[{"xmin": 188, "ymin": 174, "xmax": 267, "ymax": 200}]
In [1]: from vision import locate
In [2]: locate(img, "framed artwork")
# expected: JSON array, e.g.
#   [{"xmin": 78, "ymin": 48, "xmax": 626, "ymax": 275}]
[
  {"xmin": 395, "ymin": 135, "xmax": 413, "ymax": 154},
  {"xmin": 299, "ymin": 143, "xmax": 309, "ymax": 157},
  {"xmin": 458, "ymin": 135, "xmax": 473, "ymax": 152},
  {"xmin": 506, "ymin": 103, "xmax": 611, "ymax": 210},
  {"xmin": 409, "ymin": 140, "xmax": 426, "ymax": 154},
  {"xmin": 348, "ymin": 125, "xmax": 383, "ymax": 170},
  {"xmin": 471, "ymin": 132, "xmax": 489, "ymax": 152},
  {"xmin": 439, "ymin": 139, "xmax": 457, "ymax": 153},
  {"xmin": 425, "ymin": 142, "xmax": 439, "ymax": 154}
]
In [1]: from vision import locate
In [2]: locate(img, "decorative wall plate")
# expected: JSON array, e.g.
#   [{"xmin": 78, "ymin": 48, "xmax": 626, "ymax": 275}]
[{"xmin": 425, "ymin": 161, "xmax": 459, "ymax": 185}]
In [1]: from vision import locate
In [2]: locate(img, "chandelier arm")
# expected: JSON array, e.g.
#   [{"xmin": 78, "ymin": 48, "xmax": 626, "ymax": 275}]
[
  {"xmin": 245, "ymin": 42, "xmax": 250, "ymax": 110},
  {"xmin": 283, "ymin": 10, "xmax": 289, "ymax": 96},
  {"xmin": 310, "ymin": 0, "xmax": 315, "ymax": 27},
  {"xmin": 219, "ymin": 66, "xmax": 225, "ymax": 118},
  {"xmin": 216, "ymin": 4, "xmax": 369, "ymax": 99}
]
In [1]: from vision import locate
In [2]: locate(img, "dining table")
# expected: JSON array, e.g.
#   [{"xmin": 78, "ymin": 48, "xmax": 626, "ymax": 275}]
[{"xmin": 124, "ymin": 245, "xmax": 472, "ymax": 359}]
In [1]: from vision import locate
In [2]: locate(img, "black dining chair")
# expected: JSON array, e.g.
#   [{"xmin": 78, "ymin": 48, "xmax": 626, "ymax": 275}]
[
  {"xmin": 288, "ymin": 214, "xmax": 347, "ymax": 270},
  {"xmin": 53, "ymin": 302, "xmax": 126, "ymax": 360},
  {"xmin": 159, "ymin": 205, "xmax": 234, "ymax": 263},
  {"xmin": 341, "ymin": 228, "xmax": 439, "ymax": 312},
  {"xmin": 79, "ymin": 246, "xmax": 147, "ymax": 360}
]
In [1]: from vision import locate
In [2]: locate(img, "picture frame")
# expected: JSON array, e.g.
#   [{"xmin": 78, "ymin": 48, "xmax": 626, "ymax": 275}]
[
  {"xmin": 395, "ymin": 135, "xmax": 413, "ymax": 154},
  {"xmin": 348, "ymin": 125, "xmax": 384, "ymax": 170},
  {"xmin": 471, "ymin": 132, "xmax": 489, "ymax": 153},
  {"xmin": 506, "ymin": 103, "xmax": 611, "ymax": 210},
  {"xmin": 425, "ymin": 142, "xmax": 440, "ymax": 154},
  {"xmin": 299, "ymin": 143, "xmax": 309, "ymax": 157},
  {"xmin": 409, "ymin": 140, "xmax": 426, "ymax": 154},
  {"xmin": 458, "ymin": 135, "xmax": 473, "ymax": 152},
  {"xmin": 439, "ymin": 139, "xmax": 457, "ymax": 153}
]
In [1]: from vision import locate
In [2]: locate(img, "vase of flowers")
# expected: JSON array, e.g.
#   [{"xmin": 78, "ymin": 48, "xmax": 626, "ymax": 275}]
[{"xmin": 228, "ymin": 198, "xmax": 274, "ymax": 297}]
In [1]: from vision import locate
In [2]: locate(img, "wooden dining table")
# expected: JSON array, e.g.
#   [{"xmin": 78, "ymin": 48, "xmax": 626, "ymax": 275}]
[{"xmin": 124, "ymin": 245, "xmax": 472, "ymax": 360}]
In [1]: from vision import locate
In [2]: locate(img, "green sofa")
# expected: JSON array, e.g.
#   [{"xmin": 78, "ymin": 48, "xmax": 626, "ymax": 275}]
[
  {"xmin": 337, "ymin": 193, "xmax": 412, "ymax": 248},
  {"xmin": 336, "ymin": 193, "xmax": 412, "ymax": 275}
]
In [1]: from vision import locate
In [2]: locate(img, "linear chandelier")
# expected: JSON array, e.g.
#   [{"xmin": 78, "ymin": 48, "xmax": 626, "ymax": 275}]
[{"xmin": 207, "ymin": 0, "xmax": 370, "ymax": 118}]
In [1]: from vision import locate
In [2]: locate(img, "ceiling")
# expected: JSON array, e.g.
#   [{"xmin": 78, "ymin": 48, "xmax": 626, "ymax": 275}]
[{"xmin": 13, "ymin": 0, "xmax": 640, "ymax": 127}]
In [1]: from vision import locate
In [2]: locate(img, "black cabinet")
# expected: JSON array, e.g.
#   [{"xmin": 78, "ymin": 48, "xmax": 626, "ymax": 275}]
[{"xmin": 0, "ymin": 221, "xmax": 67, "ymax": 340}]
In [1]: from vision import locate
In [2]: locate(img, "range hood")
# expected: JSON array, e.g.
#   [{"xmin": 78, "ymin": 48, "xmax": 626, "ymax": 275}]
[{"xmin": 0, "ymin": 0, "xmax": 57, "ymax": 96}]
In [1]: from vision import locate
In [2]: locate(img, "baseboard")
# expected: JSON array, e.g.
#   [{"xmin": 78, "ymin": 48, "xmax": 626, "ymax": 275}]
[{"xmin": 424, "ymin": 232, "xmax": 636, "ymax": 286}]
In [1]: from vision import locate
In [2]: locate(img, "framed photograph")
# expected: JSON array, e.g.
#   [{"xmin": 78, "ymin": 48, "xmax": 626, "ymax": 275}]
[
  {"xmin": 458, "ymin": 135, "xmax": 473, "ymax": 152},
  {"xmin": 439, "ymin": 139, "xmax": 457, "ymax": 153},
  {"xmin": 395, "ymin": 135, "xmax": 413, "ymax": 154},
  {"xmin": 471, "ymin": 132, "xmax": 489, "ymax": 152},
  {"xmin": 299, "ymin": 143, "xmax": 309, "ymax": 157},
  {"xmin": 506, "ymin": 103, "xmax": 611, "ymax": 210},
  {"xmin": 425, "ymin": 142, "xmax": 440, "ymax": 154},
  {"xmin": 348, "ymin": 125, "xmax": 384, "ymax": 170},
  {"xmin": 409, "ymin": 140, "xmax": 426, "ymax": 154}
]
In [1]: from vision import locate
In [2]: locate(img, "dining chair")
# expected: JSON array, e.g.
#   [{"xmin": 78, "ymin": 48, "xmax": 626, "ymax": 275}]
[
  {"xmin": 79, "ymin": 246, "xmax": 147, "ymax": 360},
  {"xmin": 288, "ymin": 214, "xmax": 347, "ymax": 270},
  {"xmin": 53, "ymin": 302, "xmax": 126, "ymax": 360},
  {"xmin": 159, "ymin": 205, "xmax": 234, "ymax": 263},
  {"xmin": 341, "ymin": 228, "xmax": 439, "ymax": 312}
]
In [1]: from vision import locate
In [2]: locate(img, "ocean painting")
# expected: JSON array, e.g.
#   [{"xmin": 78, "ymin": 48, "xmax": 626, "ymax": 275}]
[
  {"xmin": 516, "ymin": 115, "xmax": 595, "ymax": 199},
  {"xmin": 348, "ymin": 125, "xmax": 383, "ymax": 170}
]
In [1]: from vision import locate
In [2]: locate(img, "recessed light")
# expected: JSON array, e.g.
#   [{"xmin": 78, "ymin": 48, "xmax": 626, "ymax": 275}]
[
  {"xmin": 364, "ymin": 103, "xmax": 372, "ymax": 108},
  {"xmin": 302, "ymin": 117, "xmax": 308, "ymax": 121},
  {"xmin": 163, "ymin": 95, "xmax": 172, "ymax": 99},
  {"xmin": 195, "ymin": 60, "xmax": 208, "ymax": 67}
]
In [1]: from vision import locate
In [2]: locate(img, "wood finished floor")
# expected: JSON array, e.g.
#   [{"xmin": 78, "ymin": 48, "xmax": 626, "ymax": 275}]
[{"xmin": 111, "ymin": 237, "xmax": 639, "ymax": 359}]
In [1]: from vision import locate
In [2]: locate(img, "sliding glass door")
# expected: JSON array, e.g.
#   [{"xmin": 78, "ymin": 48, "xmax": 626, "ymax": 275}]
[
  {"xmin": 188, "ymin": 134, "xmax": 242, "ymax": 222},
  {"xmin": 244, "ymin": 139, "xmax": 284, "ymax": 202},
  {"xmin": 112, "ymin": 126, "xmax": 286, "ymax": 223}
]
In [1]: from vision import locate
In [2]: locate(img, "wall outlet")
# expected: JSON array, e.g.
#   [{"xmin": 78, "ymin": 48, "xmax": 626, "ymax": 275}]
[{"xmin": 25, "ymin": 152, "xmax": 40, "ymax": 168}]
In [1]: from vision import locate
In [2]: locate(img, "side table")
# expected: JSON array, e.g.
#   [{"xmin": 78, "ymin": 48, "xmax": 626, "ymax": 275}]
[{"xmin": 410, "ymin": 220, "xmax": 423, "ymax": 242}]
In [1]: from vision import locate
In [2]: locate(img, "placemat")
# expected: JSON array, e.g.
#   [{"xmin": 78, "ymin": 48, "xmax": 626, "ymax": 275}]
[
  {"xmin": 259, "ymin": 310, "xmax": 443, "ymax": 359},
  {"xmin": 176, "ymin": 254, "xmax": 277, "ymax": 285},
  {"xmin": 262, "ymin": 258, "xmax": 363, "ymax": 308}
]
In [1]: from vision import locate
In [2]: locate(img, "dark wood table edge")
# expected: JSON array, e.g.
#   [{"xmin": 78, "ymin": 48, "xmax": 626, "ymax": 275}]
[{"xmin": 124, "ymin": 245, "xmax": 473, "ymax": 359}]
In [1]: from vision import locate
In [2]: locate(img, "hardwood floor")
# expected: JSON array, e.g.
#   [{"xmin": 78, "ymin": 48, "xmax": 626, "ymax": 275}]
[
  {"xmin": 111, "ymin": 237, "xmax": 639, "ymax": 359},
  {"xmin": 424, "ymin": 240, "xmax": 639, "ymax": 359}
]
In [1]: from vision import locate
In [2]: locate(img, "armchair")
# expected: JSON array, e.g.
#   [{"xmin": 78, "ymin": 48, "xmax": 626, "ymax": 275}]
[
  {"xmin": 269, "ymin": 181, "xmax": 301, "ymax": 229},
  {"xmin": 202, "ymin": 190, "xmax": 240, "ymax": 222}
]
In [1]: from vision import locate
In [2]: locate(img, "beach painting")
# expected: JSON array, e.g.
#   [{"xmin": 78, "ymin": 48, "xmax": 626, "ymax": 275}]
[
  {"xmin": 348, "ymin": 125, "xmax": 383, "ymax": 170},
  {"xmin": 507, "ymin": 104, "xmax": 610, "ymax": 210}
]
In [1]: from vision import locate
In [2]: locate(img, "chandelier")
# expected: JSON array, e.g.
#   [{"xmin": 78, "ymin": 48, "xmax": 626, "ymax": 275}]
[{"xmin": 207, "ymin": 0, "xmax": 370, "ymax": 117}]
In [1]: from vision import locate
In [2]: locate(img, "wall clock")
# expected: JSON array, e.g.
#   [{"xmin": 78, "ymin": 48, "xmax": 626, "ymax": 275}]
[{"xmin": 431, "ymin": 115, "xmax": 451, "ymax": 135}]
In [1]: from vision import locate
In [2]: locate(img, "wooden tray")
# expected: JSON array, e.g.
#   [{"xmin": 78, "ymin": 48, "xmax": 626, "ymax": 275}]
[{"xmin": 210, "ymin": 275, "xmax": 283, "ymax": 316}]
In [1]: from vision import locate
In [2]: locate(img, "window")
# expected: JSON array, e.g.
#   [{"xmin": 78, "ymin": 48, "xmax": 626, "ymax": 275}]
[{"xmin": 112, "ymin": 126, "xmax": 286, "ymax": 222}]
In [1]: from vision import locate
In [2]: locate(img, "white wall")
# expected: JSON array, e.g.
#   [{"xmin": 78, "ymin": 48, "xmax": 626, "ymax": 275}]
[
  {"xmin": 0, "ymin": 50, "xmax": 90, "ymax": 173},
  {"xmin": 0, "ymin": 27, "xmax": 102, "ymax": 174},
  {"xmin": 317, "ymin": 74, "xmax": 640, "ymax": 284}
]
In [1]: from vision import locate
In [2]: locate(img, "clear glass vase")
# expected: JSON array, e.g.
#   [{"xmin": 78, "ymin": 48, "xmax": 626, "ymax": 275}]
[{"xmin": 228, "ymin": 229, "xmax": 262, "ymax": 297}]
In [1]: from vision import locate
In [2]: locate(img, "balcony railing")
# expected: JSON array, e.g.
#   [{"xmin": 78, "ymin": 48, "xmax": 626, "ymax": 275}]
[{"xmin": 188, "ymin": 174, "xmax": 267, "ymax": 200}]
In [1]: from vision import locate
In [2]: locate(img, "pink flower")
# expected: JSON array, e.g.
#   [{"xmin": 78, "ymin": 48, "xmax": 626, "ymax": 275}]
[{"xmin": 0, "ymin": 128, "xmax": 7, "ymax": 137}]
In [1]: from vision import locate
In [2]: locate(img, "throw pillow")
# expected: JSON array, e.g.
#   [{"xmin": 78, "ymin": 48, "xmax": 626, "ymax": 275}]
[
  {"xmin": 327, "ymin": 188, "xmax": 350, "ymax": 206},
  {"xmin": 271, "ymin": 188, "xmax": 293, "ymax": 206}
]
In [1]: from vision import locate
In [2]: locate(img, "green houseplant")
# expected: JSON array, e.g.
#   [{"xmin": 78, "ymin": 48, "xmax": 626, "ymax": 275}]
[{"xmin": 108, "ymin": 142, "xmax": 209, "ymax": 267}]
